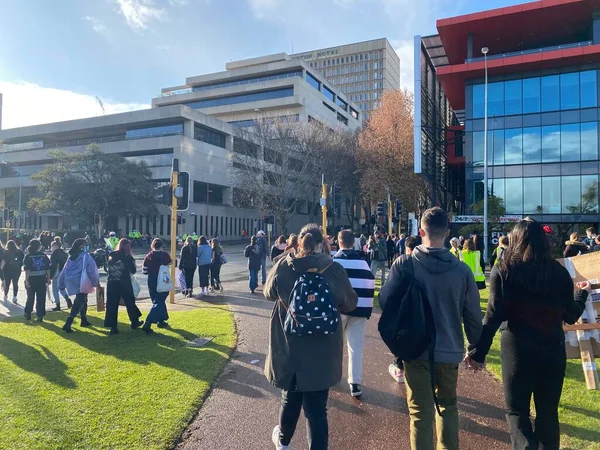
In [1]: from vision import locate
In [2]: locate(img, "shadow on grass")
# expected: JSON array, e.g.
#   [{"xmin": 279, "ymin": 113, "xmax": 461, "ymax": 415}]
[{"xmin": 0, "ymin": 335, "xmax": 77, "ymax": 389}]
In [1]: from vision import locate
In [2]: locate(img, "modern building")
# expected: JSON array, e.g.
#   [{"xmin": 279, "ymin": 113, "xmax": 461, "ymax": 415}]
[
  {"xmin": 292, "ymin": 38, "xmax": 401, "ymax": 121},
  {"xmin": 152, "ymin": 53, "xmax": 361, "ymax": 131},
  {"xmin": 415, "ymin": 0, "xmax": 600, "ymax": 227}
]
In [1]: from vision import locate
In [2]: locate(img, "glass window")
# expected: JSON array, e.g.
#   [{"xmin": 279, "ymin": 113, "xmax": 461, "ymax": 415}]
[
  {"xmin": 306, "ymin": 72, "xmax": 320, "ymax": 90},
  {"xmin": 561, "ymin": 123, "xmax": 580, "ymax": 162},
  {"xmin": 522, "ymin": 127, "xmax": 541, "ymax": 163},
  {"xmin": 489, "ymin": 178, "xmax": 505, "ymax": 206},
  {"xmin": 504, "ymin": 128, "xmax": 522, "ymax": 165},
  {"xmin": 322, "ymin": 85, "xmax": 335, "ymax": 102},
  {"xmin": 541, "ymin": 75, "xmax": 560, "ymax": 112},
  {"xmin": 581, "ymin": 122, "xmax": 598, "ymax": 161},
  {"xmin": 472, "ymin": 84, "xmax": 484, "ymax": 119},
  {"xmin": 542, "ymin": 176, "xmax": 561, "ymax": 213},
  {"xmin": 562, "ymin": 175, "xmax": 581, "ymax": 213},
  {"xmin": 125, "ymin": 124, "xmax": 183, "ymax": 139},
  {"xmin": 523, "ymin": 177, "xmax": 542, "ymax": 214},
  {"xmin": 505, "ymin": 80, "xmax": 522, "ymax": 115},
  {"xmin": 492, "ymin": 130, "xmax": 504, "ymax": 166},
  {"xmin": 194, "ymin": 124, "xmax": 226, "ymax": 148},
  {"xmin": 581, "ymin": 70, "xmax": 598, "ymax": 109},
  {"xmin": 523, "ymin": 77, "xmax": 541, "ymax": 114},
  {"xmin": 472, "ymin": 132, "xmax": 484, "ymax": 166},
  {"xmin": 542, "ymin": 125, "xmax": 560, "ymax": 162},
  {"xmin": 488, "ymin": 82, "xmax": 504, "ymax": 117},
  {"xmin": 582, "ymin": 175, "xmax": 599, "ymax": 213},
  {"xmin": 186, "ymin": 88, "xmax": 293, "ymax": 109},
  {"xmin": 504, "ymin": 178, "xmax": 523, "ymax": 214},
  {"xmin": 336, "ymin": 97, "xmax": 348, "ymax": 111},
  {"xmin": 560, "ymin": 73, "xmax": 580, "ymax": 110}
]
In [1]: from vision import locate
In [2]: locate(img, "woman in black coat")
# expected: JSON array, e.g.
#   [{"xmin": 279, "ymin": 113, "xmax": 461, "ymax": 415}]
[{"xmin": 179, "ymin": 237, "xmax": 197, "ymax": 297}]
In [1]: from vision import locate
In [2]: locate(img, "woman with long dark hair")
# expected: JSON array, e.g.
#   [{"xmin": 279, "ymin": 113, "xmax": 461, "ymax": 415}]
[
  {"xmin": 1, "ymin": 240, "xmax": 25, "ymax": 304},
  {"xmin": 23, "ymin": 239, "xmax": 51, "ymax": 322},
  {"xmin": 197, "ymin": 235, "xmax": 211, "ymax": 296},
  {"xmin": 264, "ymin": 223, "xmax": 357, "ymax": 450},
  {"xmin": 142, "ymin": 238, "xmax": 172, "ymax": 333},
  {"xmin": 210, "ymin": 238, "xmax": 223, "ymax": 292},
  {"xmin": 104, "ymin": 238, "xmax": 144, "ymax": 334},
  {"xmin": 473, "ymin": 234, "xmax": 486, "ymax": 272},
  {"xmin": 179, "ymin": 236, "xmax": 197, "ymax": 297},
  {"xmin": 467, "ymin": 218, "xmax": 589, "ymax": 449}
]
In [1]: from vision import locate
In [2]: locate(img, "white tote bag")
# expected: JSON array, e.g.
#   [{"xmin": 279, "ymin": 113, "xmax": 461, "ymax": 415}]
[
  {"xmin": 131, "ymin": 274, "xmax": 141, "ymax": 298},
  {"xmin": 156, "ymin": 252, "xmax": 173, "ymax": 293},
  {"xmin": 79, "ymin": 254, "xmax": 96, "ymax": 294}
]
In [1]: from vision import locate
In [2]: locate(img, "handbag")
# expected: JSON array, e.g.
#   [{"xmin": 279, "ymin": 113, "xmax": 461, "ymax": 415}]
[
  {"xmin": 79, "ymin": 254, "xmax": 95, "ymax": 294},
  {"xmin": 156, "ymin": 252, "xmax": 173, "ymax": 293},
  {"xmin": 220, "ymin": 253, "xmax": 228, "ymax": 265},
  {"xmin": 177, "ymin": 269, "xmax": 187, "ymax": 292},
  {"xmin": 131, "ymin": 273, "xmax": 141, "ymax": 298},
  {"xmin": 96, "ymin": 284, "xmax": 105, "ymax": 312}
]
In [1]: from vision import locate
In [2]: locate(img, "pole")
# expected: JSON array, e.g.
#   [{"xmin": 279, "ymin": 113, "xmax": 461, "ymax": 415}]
[
  {"xmin": 17, "ymin": 173, "xmax": 22, "ymax": 230},
  {"xmin": 169, "ymin": 169, "xmax": 179, "ymax": 305},
  {"xmin": 321, "ymin": 174, "xmax": 327, "ymax": 234},
  {"xmin": 387, "ymin": 188, "xmax": 392, "ymax": 236},
  {"xmin": 483, "ymin": 51, "xmax": 489, "ymax": 265}
]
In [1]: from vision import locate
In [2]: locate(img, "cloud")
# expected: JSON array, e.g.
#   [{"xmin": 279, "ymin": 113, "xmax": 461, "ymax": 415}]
[
  {"xmin": 156, "ymin": 44, "xmax": 171, "ymax": 51},
  {"xmin": 391, "ymin": 39, "xmax": 415, "ymax": 91},
  {"xmin": 115, "ymin": 0, "xmax": 166, "ymax": 31},
  {"xmin": 248, "ymin": 0, "xmax": 280, "ymax": 19},
  {"xmin": 0, "ymin": 81, "xmax": 149, "ymax": 129},
  {"xmin": 333, "ymin": 0, "xmax": 356, "ymax": 8},
  {"xmin": 83, "ymin": 16, "xmax": 107, "ymax": 33}
]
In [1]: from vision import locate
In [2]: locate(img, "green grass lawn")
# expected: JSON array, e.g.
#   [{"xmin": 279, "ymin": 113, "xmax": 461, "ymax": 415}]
[
  {"xmin": 479, "ymin": 288, "xmax": 600, "ymax": 450},
  {"xmin": 0, "ymin": 306, "xmax": 235, "ymax": 450}
]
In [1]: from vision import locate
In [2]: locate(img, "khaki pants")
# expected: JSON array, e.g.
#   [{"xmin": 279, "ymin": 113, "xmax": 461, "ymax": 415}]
[
  {"xmin": 404, "ymin": 360, "xmax": 459, "ymax": 450},
  {"xmin": 341, "ymin": 315, "xmax": 368, "ymax": 385}
]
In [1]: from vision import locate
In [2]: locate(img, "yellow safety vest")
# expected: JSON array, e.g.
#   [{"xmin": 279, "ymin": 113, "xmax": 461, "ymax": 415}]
[
  {"xmin": 450, "ymin": 247, "xmax": 461, "ymax": 260},
  {"xmin": 461, "ymin": 250, "xmax": 485, "ymax": 282}
]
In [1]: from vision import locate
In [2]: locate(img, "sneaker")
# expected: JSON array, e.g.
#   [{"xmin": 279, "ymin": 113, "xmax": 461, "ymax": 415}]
[
  {"xmin": 52, "ymin": 306, "xmax": 61, "ymax": 312},
  {"xmin": 36, "ymin": 316, "xmax": 44, "ymax": 323},
  {"xmin": 80, "ymin": 318, "xmax": 92, "ymax": 327},
  {"xmin": 12, "ymin": 296, "xmax": 18, "ymax": 304},
  {"xmin": 131, "ymin": 320, "xmax": 144, "ymax": 329},
  {"xmin": 350, "ymin": 384, "xmax": 363, "ymax": 398},
  {"xmin": 271, "ymin": 425, "xmax": 290, "ymax": 450},
  {"xmin": 109, "ymin": 327, "xmax": 120, "ymax": 335},
  {"xmin": 388, "ymin": 364, "xmax": 405, "ymax": 383},
  {"xmin": 24, "ymin": 312, "xmax": 31, "ymax": 321},
  {"xmin": 157, "ymin": 321, "xmax": 169, "ymax": 329}
]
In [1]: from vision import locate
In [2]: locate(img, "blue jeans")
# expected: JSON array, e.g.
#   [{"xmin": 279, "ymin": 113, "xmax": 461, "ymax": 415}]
[
  {"xmin": 146, "ymin": 276, "xmax": 169, "ymax": 324},
  {"xmin": 52, "ymin": 273, "xmax": 61, "ymax": 307},
  {"xmin": 249, "ymin": 270, "xmax": 258, "ymax": 292},
  {"xmin": 261, "ymin": 257, "xmax": 267, "ymax": 284}
]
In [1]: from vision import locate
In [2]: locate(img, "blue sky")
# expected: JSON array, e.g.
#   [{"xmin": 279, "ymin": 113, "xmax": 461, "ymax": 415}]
[{"xmin": 0, "ymin": 0, "xmax": 531, "ymax": 128}]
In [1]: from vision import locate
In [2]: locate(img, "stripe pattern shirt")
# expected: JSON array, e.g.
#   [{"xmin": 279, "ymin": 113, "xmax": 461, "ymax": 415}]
[{"xmin": 333, "ymin": 249, "xmax": 375, "ymax": 318}]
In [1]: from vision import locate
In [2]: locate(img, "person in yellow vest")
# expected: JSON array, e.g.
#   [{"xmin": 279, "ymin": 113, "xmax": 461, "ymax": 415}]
[
  {"xmin": 449, "ymin": 237, "xmax": 462, "ymax": 261},
  {"xmin": 489, "ymin": 235, "xmax": 509, "ymax": 267},
  {"xmin": 192, "ymin": 232, "xmax": 199, "ymax": 244},
  {"xmin": 461, "ymin": 238, "xmax": 486, "ymax": 290},
  {"xmin": 107, "ymin": 232, "xmax": 119, "ymax": 251}
]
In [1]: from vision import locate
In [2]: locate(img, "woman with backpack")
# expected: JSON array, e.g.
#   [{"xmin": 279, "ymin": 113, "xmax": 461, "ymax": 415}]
[
  {"xmin": 210, "ymin": 238, "xmax": 224, "ymax": 292},
  {"xmin": 264, "ymin": 223, "xmax": 357, "ymax": 450},
  {"xmin": 142, "ymin": 238, "xmax": 172, "ymax": 333},
  {"xmin": 23, "ymin": 239, "xmax": 51, "ymax": 322},
  {"xmin": 1, "ymin": 240, "xmax": 24, "ymax": 304},
  {"xmin": 179, "ymin": 236, "xmax": 197, "ymax": 297},
  {"xmin": 197, "ymin": 236, "xmax": 212, "ymax": 297},
  {"xmin": 59, "ymin": 238, "xmax": 100, "ymax": 332}
]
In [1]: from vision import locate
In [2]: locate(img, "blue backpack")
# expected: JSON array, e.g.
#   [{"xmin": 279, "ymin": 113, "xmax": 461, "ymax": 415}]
[{"xmin": 284, "ymin": 265, "xmax": 338, "ymax": 336}]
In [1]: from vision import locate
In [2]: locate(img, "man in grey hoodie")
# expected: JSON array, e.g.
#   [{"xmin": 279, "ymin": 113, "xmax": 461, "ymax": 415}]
[{"xmin": 380, "ymin": 207, "xmax": 482, "ymax": 450}]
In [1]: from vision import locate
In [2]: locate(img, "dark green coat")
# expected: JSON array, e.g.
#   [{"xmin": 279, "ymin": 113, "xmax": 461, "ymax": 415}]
[{"xmin": 264, "ymin": 252, "xmax": 358, "ymax": 392}]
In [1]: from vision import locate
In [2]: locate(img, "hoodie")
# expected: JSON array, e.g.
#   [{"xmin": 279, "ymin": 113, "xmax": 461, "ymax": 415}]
[
  {"xmin": 563, "ymin": 240, "xmax": 589, "ymax": 258},
  {"xmin": 382, "ymin": 245, "xmax": 482, "ymax": 364},
  {"xmin": 58, "ymin": 252, "xmax": 100, "ymax": 296}
]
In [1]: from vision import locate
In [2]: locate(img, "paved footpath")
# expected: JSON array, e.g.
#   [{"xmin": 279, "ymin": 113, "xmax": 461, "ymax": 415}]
[{"xmin": 177, "ymin": 279, "xmax": 510, "ymax": 450}]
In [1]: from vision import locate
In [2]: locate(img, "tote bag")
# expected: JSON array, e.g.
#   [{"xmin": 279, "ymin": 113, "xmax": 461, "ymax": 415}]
[
  {"xmin": 80, "ymin": 254, "xmax": 96, "ymax": 294},
  {"xmin": 156, "ymin": 253, "xmax": 173, "ymax": 293},
  {"xmin": 131, "ymin": 274, "xmax": 141, "ymax": 298}
]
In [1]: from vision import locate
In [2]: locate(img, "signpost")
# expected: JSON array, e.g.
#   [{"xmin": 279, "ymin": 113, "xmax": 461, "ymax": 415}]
[{"xmin": 321, "ymin": 174, "xmax": 327, "ymax": 234}]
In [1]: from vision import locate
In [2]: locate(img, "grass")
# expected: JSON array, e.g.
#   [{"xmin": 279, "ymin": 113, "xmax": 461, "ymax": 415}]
[
  {"xmin": 479, "ymin": 288, "xmax": 600, "ymax": 450},
  {"xmin": 0, "ymin": 306, "xmax": 235, "ymax": 450}
]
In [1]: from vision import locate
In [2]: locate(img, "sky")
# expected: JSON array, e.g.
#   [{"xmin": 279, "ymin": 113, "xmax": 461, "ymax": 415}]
[{"xmin": 0, "ymin": 0, "xmax": 533, "ymax": 129}]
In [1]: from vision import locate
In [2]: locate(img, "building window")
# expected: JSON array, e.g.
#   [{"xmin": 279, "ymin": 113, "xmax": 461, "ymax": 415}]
[
  {"xmin": 543, "ymin": 177, "xmax": 561, "ymax": 213},
  {"xmin": 504, "ymin": 80, "xmax": 522, "ymax": 115},
  {"xmin": 323, "ymin": 85, "xmax": 335, "ymax": 102},
  {"xmin": 185, "ymin": 88, "xmax": 294, "ymax": 110},
  {"xmin": 191, "ymin": 71, "xmax": 302, "ymax": 93},
  {"xmin": 541, "ymin": 75, "xmax": 560, "ymax": 112},
  {"xmin": 522, "ymin": 127, "xmax": 541, "ymax": 164},
  {"xmin": 523, "ymin": 77, "xmax": 541, "ymax": 114},
  {"xmin": 488, "ymin": 82, "xmax": 504, "ymax": 117},
  {"xmin": 581, "ymin": 122, "xmax": 599, "ymax": 161},
  {"xmin": 350, "ymin": 108, "xmax": 358, "ymax": 120},
  {"xmin": 336, "ymin": 97, "xmax": 348, "ymax": 111},
  {"xmin": 337, "ymin": 113, "xmax": 348, "ymax": 125},
  {"xmin": 194, "ymin": 124, "xmax": 227, "ymax": 148},
  {"xmin": 504, "ymin": 128, "xmax": 522, "ymax": 165},
  {"xmin": 560, "ymin": 73, "xmax": 580, "ymax": 110},
  {"xmin": 561, "ymin": 123, "xmax": 580, "ymax": 162},
  {"xmin": 581, "ymin": 71, "xmax": 598, "ymax": 108},
  {"xmin": 306, "ymin": 71, "xmax": 320, "ymax": 90},
  {"xmin": 542, "ymin": 125, "xmax": 560, "ymax": 163},
  {"xmin": 523, "ymin": 177, "xmax": 542, "ymax": 213},
  {"xmin": 126, "ymin": 124, "xmax": 183, "ymax": 139}
]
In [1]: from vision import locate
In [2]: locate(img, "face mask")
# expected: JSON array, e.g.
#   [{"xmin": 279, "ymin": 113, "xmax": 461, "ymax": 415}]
[{"xmin": 83, "ymin": 245, "xmax": 89, "ymax": 253}]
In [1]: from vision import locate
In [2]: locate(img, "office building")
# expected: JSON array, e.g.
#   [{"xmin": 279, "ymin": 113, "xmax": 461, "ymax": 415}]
[
  {"xmin": 152, "ymin": 54, "xmax": 361, "ymax": 131},
  {"xmin": 415, "ymin": 0, "xmax": 600, "ymax": 227},
  {"xmin": 292, "ymin": 38, "xmax": 401, "ymax": 121}
]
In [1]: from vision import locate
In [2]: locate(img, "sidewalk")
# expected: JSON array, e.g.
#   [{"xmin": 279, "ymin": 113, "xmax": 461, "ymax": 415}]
[{"xmin": 176, "ymin": 279, "xmax": 510, "ymax": 450}]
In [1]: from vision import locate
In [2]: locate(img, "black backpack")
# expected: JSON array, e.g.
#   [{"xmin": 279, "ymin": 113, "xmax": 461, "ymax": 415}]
[{"xmin": 378, "ymin": 255, "xmax": 441, "ymax": 414}]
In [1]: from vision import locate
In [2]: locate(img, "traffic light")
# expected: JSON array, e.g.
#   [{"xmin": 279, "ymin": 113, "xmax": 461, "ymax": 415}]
[
  {"xmin": 263, "ymin": 215, "xmax": 275, "ymax": 225},
  {"xmin": 176, "ymin": 172, "xmax": 190, "ymax": 211},
  {"xmin": 333, "ymin": 183, "xmax": 342, "ymax": 209},
  {"xmin": 158, "ymin": 184, "xmax": 171, "ymax": 206},
  {"xmin": 176, "ymin": 215, "xmax": 186, "ymax": 225},
  {"xmin": 2, "ymin": 208, "xmax": 7, "ymax": 221},
  {"xmin": 377, "ymin": 202, "xmax": 385, "ymax": 217},
  {"xmin": 395, "ymin": 199, "xmax": 402, "ymax": 217},
  {"xmin": 9, "ymin": 210, "xmax": 15, "ymax": 220},
  {"xmin": 370, "ymin": 214, "xmax": 376, "ymax": 225}
]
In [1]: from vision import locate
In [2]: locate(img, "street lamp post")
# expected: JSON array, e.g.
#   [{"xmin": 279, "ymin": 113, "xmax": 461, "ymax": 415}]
[
  {"xmin": 482, "ymin": 46, "xmax": 489, "ymax": 265},
  {"xmin": 1, "ymin": 161, "xmax": 22, "ymax": 230}
]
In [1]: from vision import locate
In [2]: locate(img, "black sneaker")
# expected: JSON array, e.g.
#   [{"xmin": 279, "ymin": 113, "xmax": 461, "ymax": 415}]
[
  {"xmin": 36, "ymin": 316, "xmax": 44, "ymax": 323},
  {"xmin": 80, "ymin": 318, "xmax": 92, "ymax": 327},
  {"xmin": 350, "ymin": 384, "xmax": 363, "ymax": 398},
  {"xmin": 24, "ymin": 312, "xmax": 31, "ymax": 321},
  {"xmin": 109, "ymin": 327, "xmax": 120, "ymax": 335},
  {"xmin": 157, "ymin": 321, "xmax": 169, "ymax": 329},
  {"xmin": 131, "ymin": 320, "xmax": 144, "ymax": 329},
  {"xmin": 51, "ymin": 306, "xmax": 61, "ymax": 312}
]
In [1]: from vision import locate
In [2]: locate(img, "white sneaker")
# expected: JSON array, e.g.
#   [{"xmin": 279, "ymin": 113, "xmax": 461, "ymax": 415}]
[
  {"xmin": 12, "ymin": 296, "xmax": 18, "ymax": 304},
  {"xmin": 272, "ymin": 426, "xmax": 290, "ymax": 450},
  {"xmin": 389, "ymin": 363, "xmax": 404, "ymax": 383}
]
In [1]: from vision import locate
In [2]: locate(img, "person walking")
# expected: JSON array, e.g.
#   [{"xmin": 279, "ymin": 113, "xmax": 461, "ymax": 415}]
[
  {"xmin": 197, "ymin": 236, "xmax": 212, "ymax": 296},
  {"xmin": 23, "ymin": 239, "xmax": 51, "ymax": 322},
  {"xmin": 264, "ymin": 224, "xmax": 357, "ymax": 450},
  {"xmin": 396, "ymin": 234, "xmax": 406, "ymax": 258},
  {"xmin": 257, "ymin": 230, "xmax": 269, "ymax": 285},
  {"xmin": 210, "ymin": 238, "xmax": 224, "ymax": 292},
  {"xmin": 1, "ymin": 240, "xmax": 24, "ymax": 304},
  {"xmin": 244, "ymin": 236, "xmax": 261, "ymax": 294},
  {"xmin": 179, "ymin": 236, "xmax": 197, "ymax": 297},
  {"xmin": 386, "ymin": 235, "xmax": 396, "ymax": 268},
  {"xmin": 271, "ymin": 235, "xmax": 287, "ymax": 261},
  {"xmin": 489, "ymin": 236, "xmax": 509, "ymax": 267},
  {"xmin": 379, "ymin": 207, "xmax": 482, "ymax": 450},
  {"xmin": 563, "ymin": 232, "xmax": 590, "ymax": 258},
  {"xmin": 368, "ymin": 232, "xmax": 387, "ymax": 285},
  {"xmin": 462, "ymin": 238, "xmax": 487, "ymax": 290},
  {"xmin": 466, "ymin": 218, "xmax": 588, "ymax": 450},
  {"xmin": 104, "ymin": 238, "xmax": 144, "ymax": 335},
  {"xmin": 59, "ymin": 238, "xmax": 100, "ymax": 332},
  {"xmin": 49, "ymin": 240, "xmax": 70, "ymax": 311},
  {"xmin": 473, "ymin": 234, "xmax": 486, "ymax": 273},
  {"xmin": 449, "ymin": 237, "xmax": 462, "ymax": 260},
  {"xmin": 334, "ymin": 229, "xmax": 375, "ymax": 398},
  {"xmin": 142, "ymin": 238, "xmax": 172, "ymax": 333}
]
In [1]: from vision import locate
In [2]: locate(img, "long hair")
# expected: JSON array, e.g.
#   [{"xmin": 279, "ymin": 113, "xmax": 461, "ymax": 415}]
[
  {"xmin": 210, "ymin": 238, "xmax": 222, "ymax": 253},
  {"xmin": 69, "ymin": 238, "xmax": 86, "ymax": 256},
  {"xmin": 463, "ymin": 239, "xmax": 475, "ymax": 252},
  {"xmin": 27, "ymin": 239, "xmax": 42, "ymax": 254},
  {"xmin": 199, "ymin": 236, "xmax": 208, "ymax": 246},
  {"xmin": 5, "ymin": 240, "xmax": 17, "ymax": 254},
  {"xmin": 285, "ymin": 234, "xmax": 298, "ymax": 251},
  {"xmin": 151, "ymin": 238, "xmax": 163, "ymax": 251},
  {"xmin": 296, "ymin": 224, "xmax": 323, "ymax": 257},
  {"xmin": 116, "ymin": 238, "xmax": 132, "ymax": 256}
]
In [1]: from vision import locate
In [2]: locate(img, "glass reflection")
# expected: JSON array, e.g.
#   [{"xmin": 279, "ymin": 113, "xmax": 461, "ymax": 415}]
[
  {"xmin": 492, "ymin": 130, "xmax": 504, "ymax": 166},
  {"xmin": 488, "ymin": 82, "xmax": 504, "ymax": 117},
  {"xmin": 523, "ymin": 177, "xmax": 542, "ymax": 213},
  {"xmin": 560, "ymin": 73, "xmax": 580, "ymax": 110},
  {"xmin": 473, "ymin": 131, "xmax": 484, "ymax": 166},
  {"xmin": 562, "ymin": 175, "xmax": 581, "ymax": 213},
  {"xmin": 505, "ymin": 178, "xmax": 523, "ymax": 214},
  {"xmin": 561, "ymin": 123, "xmax": 580, "ymax": 162},
  {"xmin": 541, "ymin": 75, "xmax": 560, "ymax": 112},
  {"xmin": 542, "ymin": 125, "xmax": 560, "ymax": 163},
  {"xmin": 582, "ymin": 175, "xmax": 599, "ymax": 213},
  {"xmin": 505, "ymin": 128, "xmax": 523, "ymax": 165},
  {"xmin": 522, "ymin": 127, "xmax": 541, "ymax": 163},
  {"xmin": 542, "ymin": 177, "xmax": 561, "ymax": 213},
  {"xmin": 473, "ymin": 84, "xmax": 484, "ymax": 119},
  {"xmin": 581, "ymin": 122, "xmax": 598, "ymax": 161},
  {"xmin": 523, "ymin": 77, "xmax": 541, "ymax": 114},
  {"xmin": 581, "ymin": 71, "xmax": 598, "ymax": 109},
  {"xmin": 505, "ymin": 80, "xmax": 522, "ymax": 115},
  {"xmin": 489, "ymin": 178, "xmax": 505, "ymax": 206}
]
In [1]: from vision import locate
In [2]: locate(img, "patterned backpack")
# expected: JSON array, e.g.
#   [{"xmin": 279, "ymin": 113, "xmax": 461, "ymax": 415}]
[{"xmin": 284, "ymin": 265, "xmax": 338, "ymax": 336}]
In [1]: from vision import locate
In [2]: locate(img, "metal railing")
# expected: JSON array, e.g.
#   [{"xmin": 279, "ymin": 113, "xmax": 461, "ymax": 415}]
[{"xmin": 465, "ymin": 41, "xmax": 593, "ymax": 63}]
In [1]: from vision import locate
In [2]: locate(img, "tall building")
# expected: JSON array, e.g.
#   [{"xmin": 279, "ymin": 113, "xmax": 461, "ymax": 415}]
[
  {"xmin": 152, "ymin": 53, "xmax": 361, "ymax": 131},
  {"xmin": 416, "ymin": 0, "xmax": 600, "ymax": 229},
  {"xmin": 292, "ymin": 38, "xmax": 401, "ymax": 121}
]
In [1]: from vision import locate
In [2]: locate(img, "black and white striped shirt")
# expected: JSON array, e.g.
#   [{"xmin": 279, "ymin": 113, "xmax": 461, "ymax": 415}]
[{"xmin": 333, "ymin": 249, "xmax": 375, "ymax": 318}]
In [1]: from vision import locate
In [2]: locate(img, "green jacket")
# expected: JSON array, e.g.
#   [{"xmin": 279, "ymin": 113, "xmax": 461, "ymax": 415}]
[{"xmin": 461, "ymin": 250, "xmax": 485, "ymax": 282}]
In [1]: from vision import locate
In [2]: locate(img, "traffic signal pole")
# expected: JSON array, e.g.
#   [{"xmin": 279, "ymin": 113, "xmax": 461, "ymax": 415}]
[
  {"xmin": 321, "ymin": 174, "xmax": 327, "ymax": 234},
  {"xmin": 386, "ymin": 187, "xmax": 392, "ymax": 236},
  {"xmin": 169, "ymin": 162, "xmax": 179, "ymax": 305}
]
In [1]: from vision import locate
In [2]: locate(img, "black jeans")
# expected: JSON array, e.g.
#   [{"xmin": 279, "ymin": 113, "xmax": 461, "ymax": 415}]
[
  {"xmin": 211, "ymin": 263, "xmax": 222, "ymax": 289},
  {"xmin": 183, "ymin": 267, "xmax": 196, "ymax": 291},
  {"xmin": 104, "ymin": 282, "xmax": 141, "ymax": 328},
  {"xmin": 69, "ymin": 293, "xmax": 89, "ymax": 319},
  {"xmin": 501, "ymin": 331, "xmax": 566, "ymax": 450},
  {"xmin": 4, "ymin": 269, "xmax": 21, "ymax": 297},
  {"xmin": 25, "ymin": 278, "xmax": 47, "ymax": 317},
  {"xmin": 278, "ymin": 388, "xmax": 329, "ymax": 450},
  {"xmin": 198, "ymin": 264, "xmax": 210, "ymax": 289}
]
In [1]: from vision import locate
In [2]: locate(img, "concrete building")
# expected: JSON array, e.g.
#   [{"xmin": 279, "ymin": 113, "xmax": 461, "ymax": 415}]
[
  {"xmin": 153, "ymin": 53, "xmax": 361, "ymax": 131},
  {"xmin": 415, "ymin": 0, "xmax": 600, "ymax": 230},
  {"xmin": 292, "ymin": 38, "xmax": 401, "ymax": 121}
]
